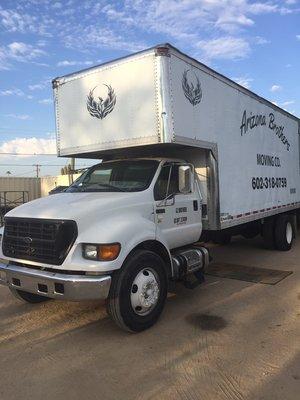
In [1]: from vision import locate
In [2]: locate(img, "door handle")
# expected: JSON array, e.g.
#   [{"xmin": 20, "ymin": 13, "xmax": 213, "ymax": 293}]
[{"xmin": 193, "ymin": 200, "xmax": 198, "ymax": 211}]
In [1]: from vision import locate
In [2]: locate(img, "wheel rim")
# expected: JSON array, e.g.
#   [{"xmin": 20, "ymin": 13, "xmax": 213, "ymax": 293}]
[
  {"xmin": 130, "ymin": 268, "xmax": 160, "ymax": 316},
  {"xmin": 286, "ymin": 222, "xmax": 293, "ymax": 244}
]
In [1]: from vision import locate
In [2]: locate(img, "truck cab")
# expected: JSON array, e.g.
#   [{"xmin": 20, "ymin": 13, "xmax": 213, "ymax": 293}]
[{"xmin": 0, "ymin": 158, "xmax": 209, "ymax": 332}]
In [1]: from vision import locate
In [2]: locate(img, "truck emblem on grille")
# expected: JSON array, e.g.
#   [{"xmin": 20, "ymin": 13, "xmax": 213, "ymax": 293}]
[
  {"xmin": 87, "ymin": 85, "xmax": 116, "ymax": 120},
  {"xmin": 182, "ymin": 70, "xmax": 202, "ymax": 106},
  {"xmin": 23, "ymin": 237, "xmax": 33, "ymax": 244}
]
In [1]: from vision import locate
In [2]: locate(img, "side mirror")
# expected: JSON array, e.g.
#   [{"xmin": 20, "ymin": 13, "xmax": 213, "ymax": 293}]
[{"xmin": 178, "ymin": 165, "xmax": 193, "ymax": 194}]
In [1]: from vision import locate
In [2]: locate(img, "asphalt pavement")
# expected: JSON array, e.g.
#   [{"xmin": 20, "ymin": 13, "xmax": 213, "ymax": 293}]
[{"xmin": 0, "ymin": 235, "xmax": 299, "ymax": 400}]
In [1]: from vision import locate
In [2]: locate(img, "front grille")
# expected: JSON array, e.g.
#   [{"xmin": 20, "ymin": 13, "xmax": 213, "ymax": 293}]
[{"xmin": 2, "ymin": 217, "xmax": 77, "ymax": 265}]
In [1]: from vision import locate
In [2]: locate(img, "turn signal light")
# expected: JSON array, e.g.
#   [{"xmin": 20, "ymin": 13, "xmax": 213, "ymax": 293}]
[{"xmin": 99, "ymin": 244, "xmax": 121, "ymax": 261}]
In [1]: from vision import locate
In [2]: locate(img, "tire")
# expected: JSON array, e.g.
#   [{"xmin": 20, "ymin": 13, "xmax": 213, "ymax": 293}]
[
  {"xmin": 9, "ymin": 288, "xmax": 50, "ymax": 303},
  {"xmin": 107, "ymin": 250, "xmax": 168, "ymax": 332},
  {"xmin": 274, "ymin": 215, "xmax": 295, "ymax": 251},
  {"xmin": 242, "ymin": 225, "xmax": 260, "ymax": 239},
  {"xmin": 262, "ymin": 218, "xmax": 276, "ymax": 249}
]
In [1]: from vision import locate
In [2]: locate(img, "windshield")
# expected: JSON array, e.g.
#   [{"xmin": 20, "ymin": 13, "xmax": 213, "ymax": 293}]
[{"xmin": 66, "ymin": 160, "xmax": 159, "ymax": 193}]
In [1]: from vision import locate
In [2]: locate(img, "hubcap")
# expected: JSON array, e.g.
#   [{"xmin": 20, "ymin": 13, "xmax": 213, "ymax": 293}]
[
  {"xmin": 130, "ymin": 268, "xmax": 160, "ymax": 315},
  {"xmin": 286, "ymin": 222, "xmax": 293, "ymax": 244}
]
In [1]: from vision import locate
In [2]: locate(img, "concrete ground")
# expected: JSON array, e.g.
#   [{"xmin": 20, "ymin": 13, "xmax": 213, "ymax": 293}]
[{"xmin": 0, "ymin": 236, "xmax": 299, "ymax": 400}]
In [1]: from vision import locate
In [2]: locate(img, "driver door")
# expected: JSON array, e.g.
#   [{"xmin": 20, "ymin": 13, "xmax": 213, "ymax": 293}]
[{"xmin": 154, "ymin": 163, "xmax": 201, "ymax": 249}]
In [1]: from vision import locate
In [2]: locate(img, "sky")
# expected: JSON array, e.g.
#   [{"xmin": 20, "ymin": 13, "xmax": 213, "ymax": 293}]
[{"xmin": 0, "ymin": 0, "xmax": 300, "ymax": 177}]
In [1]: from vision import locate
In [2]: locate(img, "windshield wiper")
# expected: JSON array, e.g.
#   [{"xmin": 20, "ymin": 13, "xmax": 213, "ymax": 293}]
[{"xmin": 84, "ymin": 183, "xmax": 126, "ymax": 192}]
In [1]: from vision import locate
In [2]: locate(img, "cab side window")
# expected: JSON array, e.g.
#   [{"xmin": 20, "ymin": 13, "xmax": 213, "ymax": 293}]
[
  {"xmin": 154, "ymin": 164, "xmax": 179, "ymax": 201},
  {"xmin": 169, "ymin": 164, "xmax": 179, "ymax": 194},
  {"xmin": 154, "ymin": 165, "xmax": 171, "ymax": 200}
]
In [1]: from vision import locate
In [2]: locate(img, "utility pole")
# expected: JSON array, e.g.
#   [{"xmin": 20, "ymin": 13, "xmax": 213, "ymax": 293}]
[
  {"xmin": 33, "ymin": 164, "xmax": 41, "ymax": 178},
  {"xmin": 70, "ymin": 158, "xmax": 75, "ymax": 184}
]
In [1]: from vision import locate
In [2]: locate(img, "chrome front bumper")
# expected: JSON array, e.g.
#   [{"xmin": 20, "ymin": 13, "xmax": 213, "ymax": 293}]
[{"xmin": 0, "ymin": 262, "xmax": 111, "ymax": 301}]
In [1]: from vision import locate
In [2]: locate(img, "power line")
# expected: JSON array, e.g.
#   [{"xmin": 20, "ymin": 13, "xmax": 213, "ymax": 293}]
[
  {"xmin": 0, "ymin": 127, "xmax": 54, "ymax": 132},
  {"xmin": 11, "ymin": 170, "xmax": 37, "ymax": 177},
  {"xmin": 0, "ymin": 152, "xmax": 57, "ymax": 156},
  {"xmin": 0, "ymin": 163, "xmax": 89, "ymax": 167}
]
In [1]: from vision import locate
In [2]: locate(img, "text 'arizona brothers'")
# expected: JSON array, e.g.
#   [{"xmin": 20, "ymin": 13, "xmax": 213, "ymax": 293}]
[{"xmin": 240, "ymin": 110, "xmax": 290, "ymax": 151}]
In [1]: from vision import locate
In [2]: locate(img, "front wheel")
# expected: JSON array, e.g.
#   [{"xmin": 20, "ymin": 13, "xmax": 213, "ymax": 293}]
[
  {"xmin": 9, "ymin": 288, "xmax": 50, "ymax": 303},
  {"xmin": 107, "ymin": 250, "xmax": 168, "ymax": 332}
]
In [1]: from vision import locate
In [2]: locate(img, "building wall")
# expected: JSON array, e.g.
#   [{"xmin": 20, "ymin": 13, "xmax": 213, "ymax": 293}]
[
  {"xmin": 40, "ymin": 174, "xmax": 80, "ymax": 197},
  {"xmin": 0, "ymin": 177, "xmax": 40, "ymax": 207},
  {"xmin": 0, "ymin": 174, "xmax": 81, "ymax": 206}
]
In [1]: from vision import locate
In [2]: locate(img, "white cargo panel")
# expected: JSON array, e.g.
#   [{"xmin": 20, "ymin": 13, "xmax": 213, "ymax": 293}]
[
  {"xmin": 53, "ymin": 51, "xmax": 161, "ymax": 156},
  {"xmin": 165, "ymin": 49, "xmax": 300, "ymax": 228}
]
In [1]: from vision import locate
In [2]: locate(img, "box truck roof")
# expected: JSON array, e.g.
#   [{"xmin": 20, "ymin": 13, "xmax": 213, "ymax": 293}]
[
  {"xmin": 53, "ymin": 43, "xmax": 299, "ymax": 123},
  {"xmin": 53, "ymin": 43, "xmax": 299, "ymax": 159}
]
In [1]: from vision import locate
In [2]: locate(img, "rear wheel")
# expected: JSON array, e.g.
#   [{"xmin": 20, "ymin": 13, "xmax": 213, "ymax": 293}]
[
  {"xmin": 9, "ymin": 288, "xmax": 50, "ymax": 303},
  {"xmin": 274, "ymin": 215, "xmax": 295, "ymax": 251},
  {"xmin": 107, "ymin": 250, "xmax": 167, "ymax": 332}
]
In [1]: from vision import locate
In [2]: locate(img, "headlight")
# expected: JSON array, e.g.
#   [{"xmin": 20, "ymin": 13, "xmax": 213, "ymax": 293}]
[
  {"xmin": 83, "ymin": 244, "xmax": 98, "ymax": 259},
  {"xmin": 82, "ymin": 243, "xmax": 121, "ymax": 261}
]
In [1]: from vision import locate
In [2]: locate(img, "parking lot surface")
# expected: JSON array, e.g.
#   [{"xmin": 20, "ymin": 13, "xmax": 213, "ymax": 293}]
[{"xmin": 0, "ymin": 236, "xmax": 299, "ymax": 400}]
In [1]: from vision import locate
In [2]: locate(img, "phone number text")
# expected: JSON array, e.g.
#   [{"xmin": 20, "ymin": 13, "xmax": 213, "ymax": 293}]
[{"xmin": 252, "ymin": 177, "xmax": 287, "ymax": 190}]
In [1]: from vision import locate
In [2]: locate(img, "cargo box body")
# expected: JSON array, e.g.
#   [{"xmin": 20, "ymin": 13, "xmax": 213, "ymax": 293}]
[{"xmin": 53, "ymin": 44, "xmax": 300, "ymax": 230}]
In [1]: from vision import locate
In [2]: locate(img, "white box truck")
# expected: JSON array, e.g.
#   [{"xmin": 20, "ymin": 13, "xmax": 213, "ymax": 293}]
[{"xmin": 0, "ymin": 44, "xmax": 299, "ymax": 332}]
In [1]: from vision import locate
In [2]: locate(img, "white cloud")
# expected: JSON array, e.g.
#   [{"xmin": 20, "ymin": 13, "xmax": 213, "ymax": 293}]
[
  {"xmin": 90, "ymin": 0, "xmax": 297, "ymax": 59},
  {"xmin": 8, "ymin": 42, "xmax": 45, "ymax": 62},
  {"xmin": 270, "ymin": 84, "xmax": 282, "ymax": 92},
  {"xmin": 215, "ymin": 11, "xmax": 254, "ymax": 31},
  {"xmin": 0, "ymin": 88, "xmax": 24, "ymax": 96},
  {"xmin": 37, "ymin": 39, "xmax": 48, "ymax": 47},
  {"xmin": 31, "ymin": 61, "xmax": 49, "ymax": 67},
  {"xmin": 57, "ymin": 60, "xmax": 93, "ymax": 67},
  {"xmin": 281, "ymin": 100, "xmax": 295, "ymax": 106},
  {"xmin": 0, "ymin": 7, "xmax": 52, "ymax": 36},
  {"xmin": 1, "ymin": 0, "xmax": 296, "ymax": 65},
  {"xmin": 28, "ymin": 78, "xmax": 50, "ymax": 91},
  {"xmin": 271, "ymin": 100, "xmax": 295, "ymax": 113},
  {"xmin": 38, "ymin": 98, "xmax": 53, "ymax": 105},
  {"xmin": 63, "ymin": 25, "xmax": 146, "ymax": 52},
  {"xmin": 0, "ymin": 41, "xmax": 46, "ymax": 69},
  {"xmin": 254, "ymin": 36, "xmax": 270, "ymax": 45},
  {"xmin": 232, "ymin": 76, "xmax": 253, "ymax": 89},
  {"xmin": 248, "ymin": 3, "xmax": 278, "ymax": 14},
  {"xmin": 29, "ymin": 83, "xmax": 45, "ymax": 91},
  {"xmin": 0, "ymin": 137, "xmax": 56, "ymax": 155},
  {"xmin": 197, "ymin": 37, "xmax": 251, "ymax": 60},
  {"xmin": 0, "ymin": 8, "xmax": 36, "ymax": 33},
  {"xmin": 99, "ymin": 0, "xmax": 295, "ymax": 38},
  {"xmin": 53, "ymin": 2, "xmax": 62, "ymax": 9},
  {"xmin": 0, "ymin": 47, "xmax": 9, "ymax": 70},
  {"xmin": 4, "ymin": 113, "xmax": 31, "ymax": 120},
  {"xmin": 296, "ymin": 35, "xmax": 300, "ymax": 40}
]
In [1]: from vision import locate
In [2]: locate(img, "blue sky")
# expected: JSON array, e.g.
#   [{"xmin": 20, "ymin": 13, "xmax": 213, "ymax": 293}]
[{"xmin": 0, "ymin": 0, "xmax": 300, "ymax": 176}]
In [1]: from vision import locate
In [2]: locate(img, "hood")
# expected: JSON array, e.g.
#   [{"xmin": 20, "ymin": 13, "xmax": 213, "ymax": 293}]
[{"xmin": 5, "ymin": 191, "xmax": 149, "ymax": 221}]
